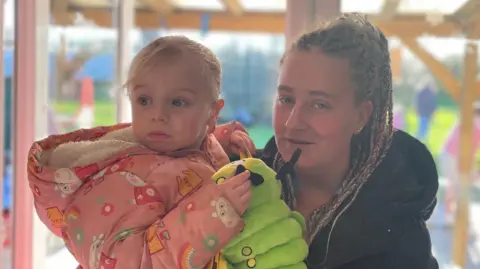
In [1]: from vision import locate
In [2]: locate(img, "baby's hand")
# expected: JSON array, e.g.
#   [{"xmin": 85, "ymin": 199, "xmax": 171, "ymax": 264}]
[
  {"xmin": 230, "ymin": 130, "xmax": 256, "ymax": 157},
  {"xmin": 214, "ymin": 121, "xmax": 256, "ymax": 157},
  {"xmin": 219, "ymin": 170, "xmax": 251, "ymax": 216}
]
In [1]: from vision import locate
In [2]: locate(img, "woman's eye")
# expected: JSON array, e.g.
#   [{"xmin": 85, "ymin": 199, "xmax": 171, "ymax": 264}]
[
  {"xmin": 137, "ymin": 96, "xmax": 152, "ymax": 106},
  {"xmin": 172, "ymin": 99, "xmax": 187, "ymax": 107},
  {"xmin": 313, "ymin": 103, "xmax": 327, "ymax": 109},
  {"xmin": 278, "ymin": 96, "xmax": 293, "ymax": 104}
]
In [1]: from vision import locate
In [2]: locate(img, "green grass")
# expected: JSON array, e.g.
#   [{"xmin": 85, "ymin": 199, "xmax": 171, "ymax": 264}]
[
  {"xmin": 54, "ymin": 101, "xmax": 117, "ymax": 127},
  {"xmin": 52, "ymin": 101, "xmax": 459, "ymax": 157}
]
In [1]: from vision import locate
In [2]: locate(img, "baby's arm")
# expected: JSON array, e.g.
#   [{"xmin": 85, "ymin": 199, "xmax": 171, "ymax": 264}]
[
  {"xmin": 26, "ymin": 125, "xmax": 131, "ymax": 237},
  {"xmin": 213, "ymin": 121, "xmax": 256, "ymax": 156},
  {"xmin": 27, "ymin": 155, "xmax": 83, "ymax": 237},
  {"xmin": 111, "ymin": 159, "xmax": 250, "ymax": 269}
]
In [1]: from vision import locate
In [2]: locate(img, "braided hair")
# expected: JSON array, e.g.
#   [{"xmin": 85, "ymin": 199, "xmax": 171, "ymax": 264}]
[{"xmin": 276, "ymin": 13, "xmax": 395, "ymax": 248}]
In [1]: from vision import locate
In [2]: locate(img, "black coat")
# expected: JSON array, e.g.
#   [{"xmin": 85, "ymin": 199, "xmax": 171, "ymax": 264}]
[{"xmin": 256, "ymin": 130, "xmax": 439, "ymax": 269}]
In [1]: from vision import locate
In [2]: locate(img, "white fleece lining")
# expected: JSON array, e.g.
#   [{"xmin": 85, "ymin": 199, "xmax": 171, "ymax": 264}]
[{"xmin": 42, "ymin": 127, "xmax": 142, "ymax": 169}]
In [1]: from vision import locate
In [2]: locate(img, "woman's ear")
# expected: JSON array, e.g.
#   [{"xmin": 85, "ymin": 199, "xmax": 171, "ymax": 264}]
[
  {"xmin": 207, "ymin": 99, "xmax": 225, "ymax": 134},
  {"xmin": 356, "ymin": 100, "xmax": 373, "ymax": 132}
]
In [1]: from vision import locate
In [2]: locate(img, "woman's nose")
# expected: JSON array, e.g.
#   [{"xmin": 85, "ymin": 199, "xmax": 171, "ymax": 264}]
[{"xmin": 285, "ymin": 105, "xmax": 307, "ymax": 130}]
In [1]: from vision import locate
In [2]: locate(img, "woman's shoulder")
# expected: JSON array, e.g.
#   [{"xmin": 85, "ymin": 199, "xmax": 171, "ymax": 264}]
[
  {"xmin": 308, "ymin": 130, "xmax": 439, "ymax": 269},
  {"xmin": 308, "ymin": 217, "xmax": 438, "ymax": 269}
]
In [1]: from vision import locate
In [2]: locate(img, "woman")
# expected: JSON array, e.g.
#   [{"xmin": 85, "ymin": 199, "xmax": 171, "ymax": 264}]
[{"xmin": 217, "ymin": 14, "xmax": 439, "ymax": 269}]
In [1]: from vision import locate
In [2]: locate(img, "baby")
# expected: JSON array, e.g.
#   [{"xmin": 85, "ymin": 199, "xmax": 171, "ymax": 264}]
[{"xmin": 27, "ymin": 36, "xmax": 255, "ymax": 269}]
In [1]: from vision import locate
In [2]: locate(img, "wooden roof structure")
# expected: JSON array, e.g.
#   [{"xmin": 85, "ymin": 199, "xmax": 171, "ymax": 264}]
[
  {"xmin": 51, "ymin": 0, "xmax": 480, "ymax": 39},
  {"xmin": 50, "ymin": 0, "xmax": 480, "ymax": 103}
]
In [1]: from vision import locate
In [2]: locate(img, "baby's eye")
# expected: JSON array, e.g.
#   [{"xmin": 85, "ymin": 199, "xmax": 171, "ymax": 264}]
[
  {"xmin": 137, "ymin": 96, "xmax": 152, "ymax": 106},
  {"xmin": 172, "ymin": 99, "xmax": 188, "ymax": 107}
]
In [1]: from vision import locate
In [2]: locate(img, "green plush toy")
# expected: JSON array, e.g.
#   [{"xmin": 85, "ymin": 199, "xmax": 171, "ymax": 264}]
[{"xmin": 206, "ymin": 151, "xmax": 308, "ymax": 269}]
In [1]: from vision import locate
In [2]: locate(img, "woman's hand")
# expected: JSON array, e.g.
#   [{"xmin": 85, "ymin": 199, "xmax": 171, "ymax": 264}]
[{"xmin": 214, "ymin": 121, "xmax": 256, "ymax": 157}]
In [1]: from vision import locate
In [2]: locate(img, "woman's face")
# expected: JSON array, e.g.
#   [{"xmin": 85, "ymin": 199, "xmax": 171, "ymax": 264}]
[{"xmin": 273, "ymin": 50, "xmax": 372, "ymax": 169}]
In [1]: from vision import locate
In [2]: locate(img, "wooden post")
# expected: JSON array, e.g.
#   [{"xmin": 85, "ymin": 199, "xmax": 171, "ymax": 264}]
[
  {"xmin": 399, "ymin": 37, "xmax": 461, "ymax": 102},
  {"xmin": 452, "ymin": 40, "xmax": 477, "ymax": 268},
  {"xmin": 285, "ymin": 0, "xmax": 340, "ymax": 49}
]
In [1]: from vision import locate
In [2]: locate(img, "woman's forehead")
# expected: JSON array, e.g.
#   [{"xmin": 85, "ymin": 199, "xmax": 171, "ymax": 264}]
[{"xmin": 278, "ymin": 51, "xmax": 354, "ymax": 96}]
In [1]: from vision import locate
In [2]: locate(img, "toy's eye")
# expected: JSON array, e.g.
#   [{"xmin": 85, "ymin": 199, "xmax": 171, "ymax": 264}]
[
  {"xmin": 216, "ymin": 177, "xmax": 226, "ymax": 184},
  {"xmin": 235, "ymin": 165, "xmax": 246, "ymax": 176},
  {"xmin": 250, "ymin": 172, "xmax": 264, "ymax": 186}
]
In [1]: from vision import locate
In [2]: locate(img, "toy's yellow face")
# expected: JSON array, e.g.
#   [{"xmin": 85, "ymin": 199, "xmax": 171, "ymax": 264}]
[{"xmin": 212, "ymin": 157, "xmax": 281, "ymax": 208}]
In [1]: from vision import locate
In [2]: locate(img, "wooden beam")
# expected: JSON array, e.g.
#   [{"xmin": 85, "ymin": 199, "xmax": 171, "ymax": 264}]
[
  {"xmin": 379, "ymin": 0, "xmax": 402, "ymax": 19},
  {"xmin": 398, "ymin": 36, "xmax": 461, "ymax": 101},
  {"xmin": 452, "ymin": 0, "xmax": 480, "ymax": 22},
  {"xmin": 80, "ymin": 10, "xmax": 286, "ymax": 33},
  {"xmin": 141, "ymin": 0, "xmax": 174, "ymax": 15},
  {"xmin": 219, "ymin": 0, "xmax": 243, "ymax": 16},
  {"xmin": 71, "ymin": 9, "xmax": 466, "ymax": 38},
  {"xmin": 50, "ymin": 0, "xmax": 75, "ymax": 25},
  {"xmin": 452, "ymin": 41, "xmax": 478, "ymax": 269}
]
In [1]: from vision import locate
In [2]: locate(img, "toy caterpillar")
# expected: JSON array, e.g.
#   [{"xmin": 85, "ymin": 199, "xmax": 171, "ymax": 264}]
[{"xmin": 206, "ymin": 150, "xmax": 308, "ymax": 269}]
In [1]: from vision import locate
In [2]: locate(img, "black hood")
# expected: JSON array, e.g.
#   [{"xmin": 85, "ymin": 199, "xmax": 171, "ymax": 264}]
[{"xmin": 260, "ymin": 130, "xmax": 439, "ymax": 268}]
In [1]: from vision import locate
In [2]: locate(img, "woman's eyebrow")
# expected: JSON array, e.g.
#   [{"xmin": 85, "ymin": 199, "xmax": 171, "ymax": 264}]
[
  {"xmin": 277, "ymin": 84, "xmax": 293, "ymax": 92},
  {"xmin": 308, "ymin": 90, "xmax": 333, "ymax": 99}
]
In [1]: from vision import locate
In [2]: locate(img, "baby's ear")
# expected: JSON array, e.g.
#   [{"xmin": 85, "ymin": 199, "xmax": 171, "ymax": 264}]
[{"xmin": 234, "ymin": 164, "xmax": 246, "ymax": 176}]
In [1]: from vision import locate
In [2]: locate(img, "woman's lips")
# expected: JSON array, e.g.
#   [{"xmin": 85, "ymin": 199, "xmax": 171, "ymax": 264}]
[{"xmin": 286, "ymin": 138, "xmax": 314, "ymax": 145}]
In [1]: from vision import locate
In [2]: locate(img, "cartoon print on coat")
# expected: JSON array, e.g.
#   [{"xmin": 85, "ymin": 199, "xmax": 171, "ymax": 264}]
[
  {"xmin": 118, "ymin": 171, "xmax": 163, "ymax": 205},
  {"xmin": 89, "ymin": 233, "xmax": 105, "ymax": 269},
  {"xmin": 108, "ymin": 157, "xmax": 134, "ymax": 174},
  {"xmin": 83, "ymin": 168, "xmax": 108, "ymax": 195},
  {"xmin": 119, "ymin": 171, "xmax": 147, "ymax": 187},
  {"xmin": 73, "ymin": 163, "xmax": 100, "ymax": 180},
  {"xmin": 64, "ymin": 205, "xmax": 81, "ymax": 222},
  {"xmin": 46, "ymin": 207, "xmax": 64, "ymax": 228},
  {"xmin": 28, "ymin": 148, "xmax": 43, "ymax": 173},
  {"xmin": 178, "ymin": 243, "xmax": 202, "ymax": 269},
  {"xmin": 54, "ymin": 168, "xmax": 82, "ymax": 198},
  {"xmin": 99, "ymin": 252, "xmax": 117, "ymax": 269},
  {"xmin": 177, "ymin": 170, "xmax": 203, "ymax": 197},
  {"xmin": 146, "ymin": 224, "xmax": 165, "ymax": 255},
  {"xmin": 211, "ymin": 197, "xmax": 240, "ymax": 228}
]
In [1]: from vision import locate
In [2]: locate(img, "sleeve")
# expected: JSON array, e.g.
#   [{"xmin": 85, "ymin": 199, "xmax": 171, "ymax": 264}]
[
  {"xmin": 142, "ymin": 185, "xmax": 244, "ymax": 269},
  {"xmin": 212, "ymin": 121, "xmax": 248, "ymax": 153},
  {"xmin": 27, "ymin": 155, "xmax": 83, "ymax": 237},
  {"xmin": 26, "ymin": 124, "xmax": 131, "ymax": 237},
  {"xmin": 105, "ymin": 158, "xmax": 245, "ymax": 269},
  {"xmin": 337, "ymin": 219, "xmax": 438, "ymax": 269},
  {"xmin": 388, "ymin": 219, "xmax": 439, "ymax": 269}
]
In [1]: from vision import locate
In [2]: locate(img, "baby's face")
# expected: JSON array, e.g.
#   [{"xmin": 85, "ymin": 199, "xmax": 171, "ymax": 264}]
[{"xmin": 129, "ymin": 54, "xmax": 223, "ymax": 152}]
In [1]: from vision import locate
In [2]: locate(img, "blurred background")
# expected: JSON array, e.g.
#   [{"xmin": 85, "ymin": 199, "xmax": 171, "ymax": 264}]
[{"xmin": 2, "ymin": 0, "xmax": 480, "ymax": 268}]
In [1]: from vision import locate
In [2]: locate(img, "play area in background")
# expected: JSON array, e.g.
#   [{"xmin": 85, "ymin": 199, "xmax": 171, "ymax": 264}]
[{"xmin": 52, "ymin": 99, "xmax": 457, "ymax": 161}]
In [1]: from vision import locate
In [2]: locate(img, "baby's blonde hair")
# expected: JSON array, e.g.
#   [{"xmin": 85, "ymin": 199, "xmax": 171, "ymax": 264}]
[{"xmin": 125, "ymin": 35, "xmax": 222, "ymax": 100}]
